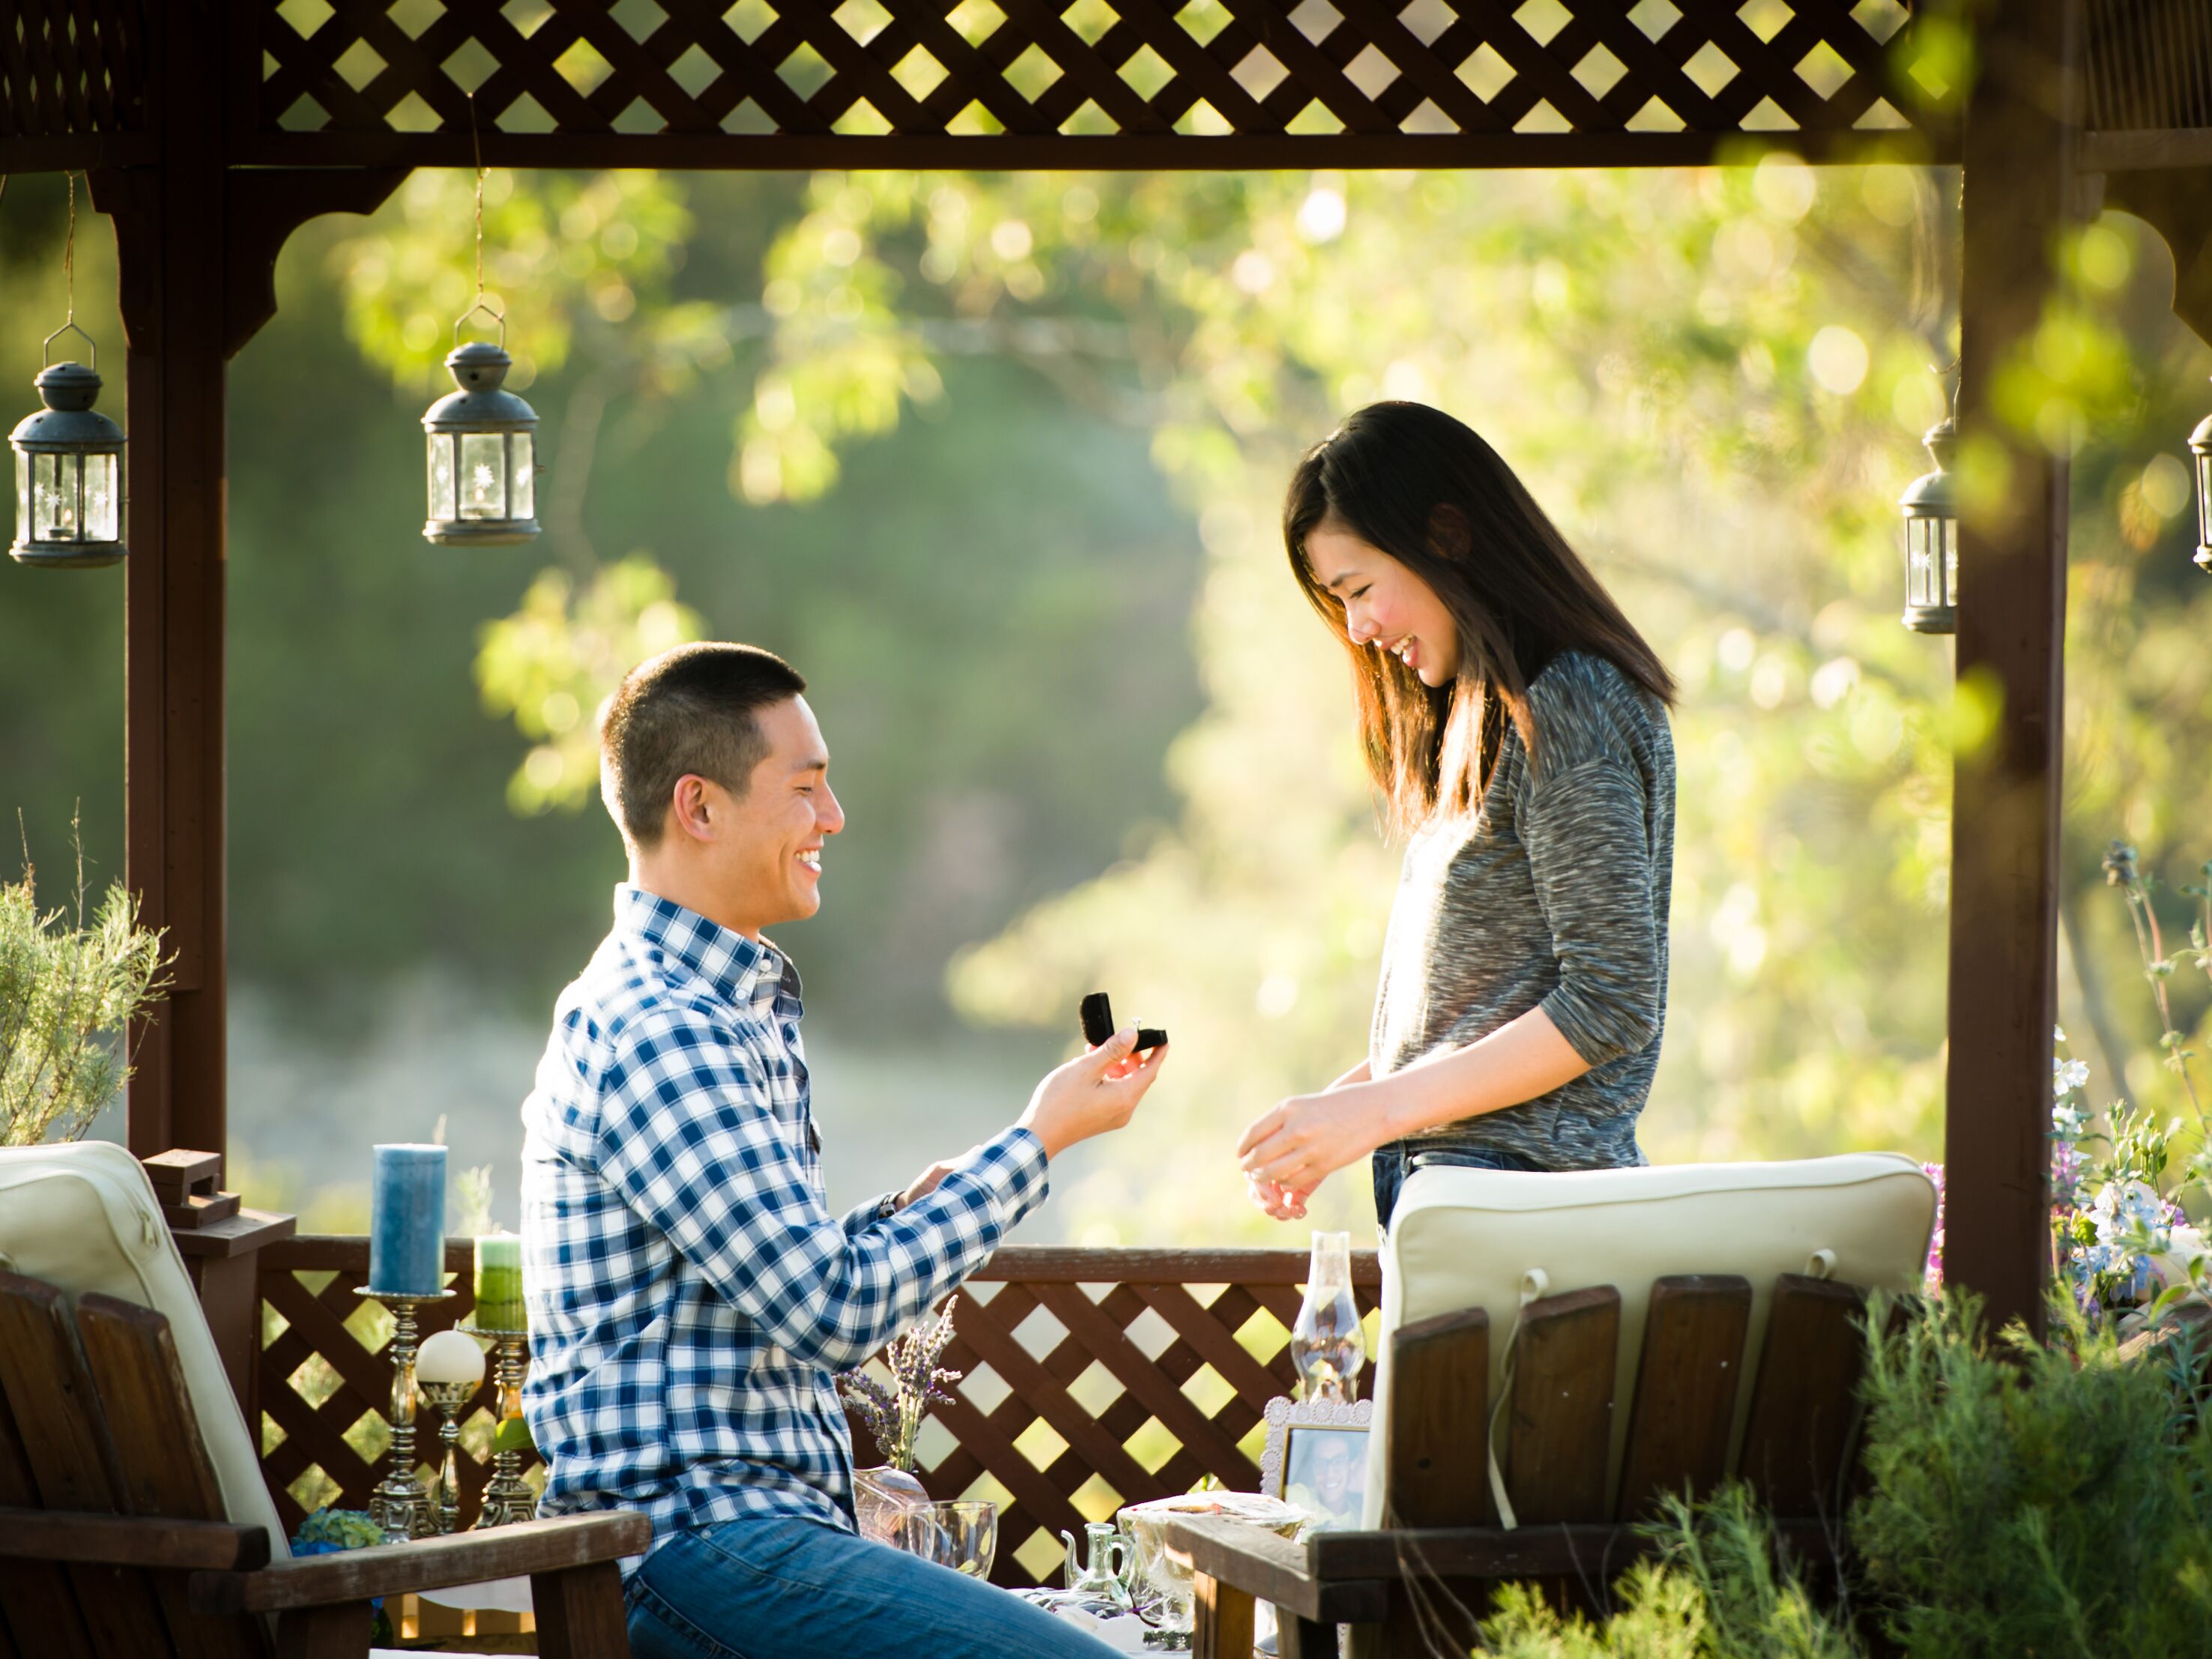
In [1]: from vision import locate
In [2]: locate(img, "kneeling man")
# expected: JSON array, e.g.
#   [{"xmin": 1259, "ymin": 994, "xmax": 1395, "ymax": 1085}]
[{"xmin": 520, "ymin": 643, "xmax": 1160, "ymax": 1659}]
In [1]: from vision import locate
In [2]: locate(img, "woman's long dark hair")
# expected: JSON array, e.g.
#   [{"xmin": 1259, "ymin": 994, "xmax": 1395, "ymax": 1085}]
[{"xmin": 1286, "ymin": 401, "xmax": 1675, "ymax": 837}]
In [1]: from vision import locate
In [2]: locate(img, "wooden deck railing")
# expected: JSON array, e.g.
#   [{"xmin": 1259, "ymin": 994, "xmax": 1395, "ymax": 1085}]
[{"xmin": 256, "ymin": 1237, "xmax": 1381, "ymax": 1588}]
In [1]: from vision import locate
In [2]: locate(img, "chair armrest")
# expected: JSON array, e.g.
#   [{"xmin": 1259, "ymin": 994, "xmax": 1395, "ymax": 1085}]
[
  {"xmin": 1159, "ymin": 1516, "xmax": 1389, "ymax": 1625},
  {"xmin": 0, "ymin": 1507, "xmax": 269, "ymax": 1571},
  {"xmin": 189, "ymin": 1511, "xmax": 651, "ymax": 1614}
]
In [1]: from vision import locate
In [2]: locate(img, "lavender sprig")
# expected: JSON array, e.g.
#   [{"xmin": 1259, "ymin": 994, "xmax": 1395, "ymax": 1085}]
[{"xmin": 836, "ymin": 1297, "xmax": 965, "ymax": 1471}]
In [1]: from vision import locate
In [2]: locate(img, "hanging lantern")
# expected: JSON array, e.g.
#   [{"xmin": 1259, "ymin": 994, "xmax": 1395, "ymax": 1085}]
[
  {"xmin": 422, "ymin": 324, "xmax": 539, "ymax": 546},
  {"xmin": 2190, "ymin": 385, "xmax": 2210, "ymax": 574},
  {"xmin": 1900, "ymin": 412, "xmax": 1958, "ymax": 634},
  {"xmin": 10, "ymin": 325, "xmax": 125, "ymax": 569}
]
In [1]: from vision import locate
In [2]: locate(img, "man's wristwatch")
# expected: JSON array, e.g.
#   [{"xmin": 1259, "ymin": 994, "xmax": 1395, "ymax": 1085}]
[{"xmin": 873, "ymin": 1190, "xmax": 902, "ymax": 1221}]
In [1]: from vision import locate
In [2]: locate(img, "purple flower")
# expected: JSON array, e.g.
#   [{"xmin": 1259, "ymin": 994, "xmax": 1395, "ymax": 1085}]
[{"xmin": 1921, "ymin": 1161, "xmax": 1944, "ymax": 1293}]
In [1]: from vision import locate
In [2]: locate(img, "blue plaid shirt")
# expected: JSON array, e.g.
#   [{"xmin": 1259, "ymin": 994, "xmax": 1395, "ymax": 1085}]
[{"xmin": 519, "ymin": 885, "xmax": 1050, "ymax": 1562}]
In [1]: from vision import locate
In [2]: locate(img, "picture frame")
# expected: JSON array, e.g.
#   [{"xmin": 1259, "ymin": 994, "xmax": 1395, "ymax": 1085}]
[{"xmin": 1257, "ymin": 1394, "xmax": 1374, "ymax": 1532}]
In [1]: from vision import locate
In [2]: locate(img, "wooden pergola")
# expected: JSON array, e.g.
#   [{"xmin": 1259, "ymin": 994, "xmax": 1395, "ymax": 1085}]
[{"xmin": 4, "ymin": 0, "xmax": 2211, "ymax": 1346}]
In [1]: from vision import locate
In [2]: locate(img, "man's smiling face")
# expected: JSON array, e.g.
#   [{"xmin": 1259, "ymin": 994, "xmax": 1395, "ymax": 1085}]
[{"xmin": 705, "ymin": 694, "xmax": 844, "ymax": 938}]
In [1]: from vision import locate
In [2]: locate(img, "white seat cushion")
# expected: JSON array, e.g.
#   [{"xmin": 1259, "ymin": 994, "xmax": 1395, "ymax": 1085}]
[
  {"xmin": 1362, "ymin": 1152, "xmax": 1936, "ymax": 1528},
  {"xmin": 0, "ymin": 1140, "xmax": 290, "ymax": 1558}
]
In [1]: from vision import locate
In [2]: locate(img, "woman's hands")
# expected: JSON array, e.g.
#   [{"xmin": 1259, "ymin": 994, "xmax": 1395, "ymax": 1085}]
[
  {"xmin": 1238, "ymin": 1090, "xmax": 1383, "ymax": 1208},
  {"xmin": 1238, "ymin": 1012, "xmax": 1592, "ymax": 1219},
  {"xmin": 1240, "ymin": 1059, "xmax": 1377, "ymax": 1221}
]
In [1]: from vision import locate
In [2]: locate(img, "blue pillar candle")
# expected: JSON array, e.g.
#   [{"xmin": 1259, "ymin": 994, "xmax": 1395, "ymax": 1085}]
[{"xmin": 369, "ymin": 1144, "xmax": 447, "ymax": 1296}]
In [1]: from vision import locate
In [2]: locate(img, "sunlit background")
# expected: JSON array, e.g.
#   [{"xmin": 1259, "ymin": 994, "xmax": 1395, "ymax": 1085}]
[{"xmin": 4, "ymin": 160, "xmax": 2208, "ymax": 1243}]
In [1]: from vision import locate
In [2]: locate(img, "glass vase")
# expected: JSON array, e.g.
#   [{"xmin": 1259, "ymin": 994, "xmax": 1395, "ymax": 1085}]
[
  {"xmin": 1290, "ymin": 1230, "xmax": 1365, "ymax": 1403},
  {"xmin": 853, "ymin": 1463, "xmax": 930, "ymax": 1544}
]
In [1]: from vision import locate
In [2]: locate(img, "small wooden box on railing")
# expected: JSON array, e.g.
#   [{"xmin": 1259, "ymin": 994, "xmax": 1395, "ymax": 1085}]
[{"xmin": 142, "ymin": 1148, "xmax": 295, "ymax": 1422}]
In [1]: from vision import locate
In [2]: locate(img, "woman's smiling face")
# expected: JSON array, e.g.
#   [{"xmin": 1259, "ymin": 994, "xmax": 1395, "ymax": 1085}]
[{"xmin": 1305, "ymin": 520, "xmax": 1461, "ymax": 686}]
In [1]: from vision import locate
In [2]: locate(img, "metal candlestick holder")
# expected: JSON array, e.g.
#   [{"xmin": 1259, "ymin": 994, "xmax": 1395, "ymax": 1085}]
[
  {"xmin": 468, "ymin": 1324, "xmax": 539, "ymax": 1528},
  {"xmin": 357, "ymin": 1287, "xmax": 456, "ymax": 1544},
  {"xmin": 417, "ymin": 1378, "xmax": 474, "ymax": 1535}
]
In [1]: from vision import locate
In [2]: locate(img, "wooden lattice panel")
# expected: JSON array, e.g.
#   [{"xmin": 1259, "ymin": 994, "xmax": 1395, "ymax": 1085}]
[
  {"xmin": 0, "ymin": 0, "xmax": 147, "ymax": 141},
  {"xmin": 241, "ymin": 0, "xmax": 1958, "ymax": 166},
  {"xmin": 898, "ymin": 1248, "xmax": 1381, "ymax": 1587},
  {"xmin": 258, "ymin": 1236, "xmax": 522, "ymax": 1535},
  {"xmin": 256, "ymin": 1238, "xmax": 1376, "ymax": 1589}
]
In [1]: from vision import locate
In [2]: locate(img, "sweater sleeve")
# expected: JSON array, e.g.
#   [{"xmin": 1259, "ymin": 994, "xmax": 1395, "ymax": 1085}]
[{"xmin": 1520, "ymin": 754, "xmax": 1663, "ymax": 1069}]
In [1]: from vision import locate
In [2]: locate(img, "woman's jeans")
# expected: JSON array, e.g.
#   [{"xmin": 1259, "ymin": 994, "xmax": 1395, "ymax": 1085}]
[
  {"xmin": 1371, "ymin": 1140, "xmax": 1549, "ymax": 1230},
  {"xmin": 624, "ymin": 1514, "xmax": 1121, "ymax": 1659}
]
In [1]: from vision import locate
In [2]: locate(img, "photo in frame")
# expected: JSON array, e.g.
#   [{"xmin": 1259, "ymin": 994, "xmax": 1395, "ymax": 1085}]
[{"xmin": 1257, "ymin": 1395, "xmax": 1374, "ymax": 1532}]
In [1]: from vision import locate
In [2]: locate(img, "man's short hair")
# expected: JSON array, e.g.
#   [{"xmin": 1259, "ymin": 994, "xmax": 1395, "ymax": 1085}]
[{"xmin": 599, "ymin": 643, "xmax": 807, "ymax": 848}]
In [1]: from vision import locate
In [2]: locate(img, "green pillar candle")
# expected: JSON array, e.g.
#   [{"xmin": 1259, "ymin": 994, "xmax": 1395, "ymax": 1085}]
[{"xmin": 474, "ymin": 1232, "xmax": 526, "ymax": 1333}]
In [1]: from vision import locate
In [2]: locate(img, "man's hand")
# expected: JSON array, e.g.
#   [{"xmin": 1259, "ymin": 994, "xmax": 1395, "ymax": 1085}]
[
  {"xmin": 895, "ymin": 1159, "xmax": 958, "ymax": 1211},
  {"xmin": 1018, "ymin": 1028, "xmax": 1166, "ymax": 1159},
  {"xmin": 1237, "ymin": 1090, "xmax": 1380, "ymax": 1196}
]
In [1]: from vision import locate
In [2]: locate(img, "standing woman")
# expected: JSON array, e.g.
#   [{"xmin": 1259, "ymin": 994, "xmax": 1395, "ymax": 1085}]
[{"xmin": 1236, "ymin": 402, "xmax": 1677, "ymax": 1228}]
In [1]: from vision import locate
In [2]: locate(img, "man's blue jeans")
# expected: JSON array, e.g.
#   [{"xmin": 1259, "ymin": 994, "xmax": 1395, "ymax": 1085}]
[{"xmin": 623, "ymin": 1514, "xmax": 1121, "ymax": 1659}]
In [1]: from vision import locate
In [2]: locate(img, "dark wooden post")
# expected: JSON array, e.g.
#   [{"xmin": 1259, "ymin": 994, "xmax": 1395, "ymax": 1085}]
[
  {"xmin": 93, "ymin": 0, "xmax": 232, "ymax": 1165},
  {"xmin": 91, "ymin": 7, "xmax": 404, "ymax": 1171},
  {"xmin": 1945, "ymin": 0, "xmax": 2082, "ymax": 1341}
]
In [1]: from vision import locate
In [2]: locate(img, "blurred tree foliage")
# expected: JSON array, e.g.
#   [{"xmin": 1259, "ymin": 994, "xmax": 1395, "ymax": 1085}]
[
  {"xmin": 0, "ymin": 169, "xmax": 1203, "ymax": 1042},
  {"xmin": 2, "ymin": 156, "xmax": 2207, "ymax": 1245}
]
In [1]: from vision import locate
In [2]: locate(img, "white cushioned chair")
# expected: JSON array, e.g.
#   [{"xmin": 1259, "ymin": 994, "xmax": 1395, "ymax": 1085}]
[
  {"xmin": 0, "ymin": 1140, "xmax": 646, "ymax": 1659},
  {"xmin": 1366, "ymin": 1150, "xmax": 1938, "ymax": 1528},
  {"xmin": 1167, "ymin": 1152, "xmax": 1937, "ymax": 1659}
]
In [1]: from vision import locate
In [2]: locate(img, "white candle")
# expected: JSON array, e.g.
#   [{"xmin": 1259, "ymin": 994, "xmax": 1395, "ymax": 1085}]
[{"xmin": 417, "ymin": 1326, "xmax": 487, "ymax": 1387}]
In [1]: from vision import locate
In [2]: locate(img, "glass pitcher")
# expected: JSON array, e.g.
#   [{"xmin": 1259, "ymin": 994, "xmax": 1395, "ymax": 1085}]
[
  {"xmin": 1290, "ymin": 1230, "xmax": 1365, "ymax": 1403},
  {"xmin": 1060, "ymin": 1519, "xmax": 1134, "ymax": 1610}
]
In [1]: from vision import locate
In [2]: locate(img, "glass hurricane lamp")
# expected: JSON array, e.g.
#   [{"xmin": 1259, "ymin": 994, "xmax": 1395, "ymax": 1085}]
[
  {"xmin": 422, "ymin": 316, "xmax": 539, "ymax": 547},
  {"xmin": 10, "ymin": 324, "xmax": 124, "ymax": 569},
  {"xmin": 1900, "ymin": 414, "xmax": 1958, "ymax": 634}
]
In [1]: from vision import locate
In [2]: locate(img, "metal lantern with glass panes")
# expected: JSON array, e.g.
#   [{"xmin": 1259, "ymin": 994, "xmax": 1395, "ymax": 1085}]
[
  {"xmin": 10, "ymin": 327, "xmax": 125, "ymax": 569},
  {"xmin": 1900, "ymin": 414, "xmax": 1958, "ymax": 633},
  {"xmin": 422, "ymin": 330, "xmax": 539, "ymax": 546},
  {"xmin": 2190, "ymin": 389, "xmax": 2210, "ymax": 574}
]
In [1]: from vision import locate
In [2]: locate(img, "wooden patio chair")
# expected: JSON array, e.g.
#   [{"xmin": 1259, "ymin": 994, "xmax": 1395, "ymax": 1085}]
[
  {"xmin": 1165, "ymin": 1153, "xmax": 1936, "ymax": 1659},
  {"xmin": 0, "ymin": 1140, "xmax": 647, "ymax": 1659}
]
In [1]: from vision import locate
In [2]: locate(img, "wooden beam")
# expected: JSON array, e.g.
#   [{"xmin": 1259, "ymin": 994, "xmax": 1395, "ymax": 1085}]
[
  {"xmin": 1946, "ymin": 0, "xmax": 2082, "ymax": 1342},
  {"xmin": 2103, "ymin": 164, "xmax": 2212, "ymax": 347},
  {"xmin": 217, "ymin": 127, "xmax": 1959, "ymax": 172},
  {"xmin": 258, "ymin": 1235, "xmax": 1384, "ymax": 1287},
  {"xmin": 0, "ymin": 133, "xmax": 160, "ymax": 171}
]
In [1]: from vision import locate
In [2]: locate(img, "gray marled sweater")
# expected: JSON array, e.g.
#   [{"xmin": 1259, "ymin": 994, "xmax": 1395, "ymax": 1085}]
[{"xmin": 1371, "ymin": 650, "xmax": 1675, "ymax": 1170}]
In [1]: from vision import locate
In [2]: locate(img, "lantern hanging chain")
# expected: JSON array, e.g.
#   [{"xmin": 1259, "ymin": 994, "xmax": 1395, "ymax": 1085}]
[
  {"xmin": 37, "ymin": 174, "xmax": 99, "ymax": 371},
  {"xmin": 1930, "ymin": 354, "xmax": 1960, "ymax": 426},
  {"xmin": 470, "ymin": 94, "xmax": 486, "ymax": 306},
  {"xmin": 455, "ymin": 94, "xmax": 503, "ymax": 344},
  {"xmin": 64, "ymin": 170, "xmax": 76, "ymax": 325}
]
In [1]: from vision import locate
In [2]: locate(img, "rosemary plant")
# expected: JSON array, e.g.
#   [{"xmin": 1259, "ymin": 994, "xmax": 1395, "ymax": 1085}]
[{"xmin": 1, "ymin": 830, "xmax": 168, "ymax": 1146}]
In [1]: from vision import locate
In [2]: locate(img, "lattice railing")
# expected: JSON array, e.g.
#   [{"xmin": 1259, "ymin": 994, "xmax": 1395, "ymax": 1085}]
[
  {"xmin": 257, "ymin": 1237, "xmax": 518, "ymax": 1535},
  {"xmin": 238, "ymin": 0, "xmax": 1957, "ymax": 165},
  {"xmin": 256, "ymin": 1236, "xmax": 1380, "ymax": 1589}
]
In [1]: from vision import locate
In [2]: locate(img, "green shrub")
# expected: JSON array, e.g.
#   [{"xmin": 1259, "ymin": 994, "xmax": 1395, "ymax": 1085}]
[
  {"xmin": 1475, "ymin": 1296, "xmax": 2212, "ymax": 1658},
  {"xmin": 1850, "ymin": 1294, "xmax": 2212, "ymax": 1658},
  {"xmin": 1479, "ymin": 1486, "xmax": 1855, "ymax": 1659}
]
